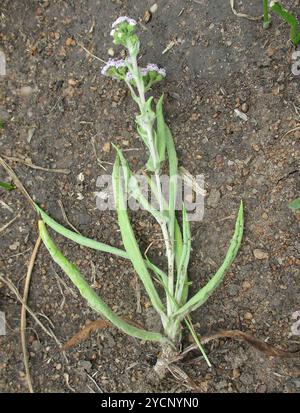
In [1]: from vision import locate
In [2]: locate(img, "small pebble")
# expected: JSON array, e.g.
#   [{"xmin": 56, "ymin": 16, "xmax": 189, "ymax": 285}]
[
  {"xmin": 244, "ymin": 312, "xmax": 253, "ymax": 320},
  {"xmin": 242, "ymin": 281, "xmax": 251, "ymax": 291},
  {"xmin": 253, "ymin": 249, "xmax": 269, "ymax": 260}
]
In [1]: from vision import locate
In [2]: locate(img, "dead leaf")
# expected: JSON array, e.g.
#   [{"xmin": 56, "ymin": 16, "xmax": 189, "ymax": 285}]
[
  {"xmin": 61, "ymin": 319, "xmax": 108, "ymax": 351},
  {"xmin": 102, "ymin": 142, "xmax": 110, "ymax": 153},
  {"xmin": 181, "ymin": 329, "xmax": 300, "ymax": 359},
  {"xmin": 143, "ymin": 10, "xmax": 152, "ymax": 23}
]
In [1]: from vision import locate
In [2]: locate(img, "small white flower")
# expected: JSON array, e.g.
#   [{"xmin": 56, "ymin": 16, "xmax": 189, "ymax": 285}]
[
  {"xmin": 146, "ymin": 63, "xmax": 166, "ymax": 77},
  {"xmin": 112, "ymin": 16, "xmax": 137, "ymax": 28},
  {"xmin": 101, "ymin": 58, "xmax": 126, "ymax": 76}
]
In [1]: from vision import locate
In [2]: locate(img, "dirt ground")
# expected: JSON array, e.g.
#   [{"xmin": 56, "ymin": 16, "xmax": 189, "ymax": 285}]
[{"xmin": 0, "ymin": 0, "xmax": 299, "ymax": 393}]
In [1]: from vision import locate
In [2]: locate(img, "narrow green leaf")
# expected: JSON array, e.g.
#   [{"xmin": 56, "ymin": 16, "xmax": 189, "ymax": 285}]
[
  {"xmin": 113, "ymin": 145, "xmax": 166, "ymax": 224},
  {"xmin": 270, "ymin": 1, "xmax": 300, "ymax": 45},
  {"xmin": 35, "ymin": 204, "xmax": 128, "ymax": 259},
  {"xmin": 173, "ymin": 201, "xmax": 244, "ymax": 321},
  {"xmin": 36, "ymin": 203, "xmax": 168, "ymax": 278},
  {"xmin": 289, "ymin": 198, "xmax": 300, "ymax": 211},
  {"xmin": 175, "ymin": 204, "xmax": 191, "ymax": 305},
  {"xmin": 156, "ymin": 94, "xmax": 166, "ymax": 164},
  {"xmin": 0, "ymin": 181, "xmax": 15, "ymax": 191},
  {"xmin": 38, "ymin": 221, "xmax": 167, "ymax": 344},
  {"xmin": 112, "ymin": 154, "xmax": 167, "ymax": 320}
]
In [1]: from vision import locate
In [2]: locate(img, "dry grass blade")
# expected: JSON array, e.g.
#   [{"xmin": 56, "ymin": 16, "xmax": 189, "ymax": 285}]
[
  {"xmin": 180, "ymin": 329, "xmax": 300, "ymax": 359},
  {"xmin": 58, "ymin": 200, "xmax": 81, "ymax": 234},
  {"xmin": 0, "ymin": 210, "xmax": 22, "ymax": 235},
  {"xmin": 2, "ymin": 155, "xmax": 70, "ymax": 174},
  {"xmin": 0, "ymin": 274, "xmax": 61, "ymax": 346},
  {"xmin": 21, "ymin": 236, "xmax": 41, "ymax": 393},
  {"xmin": 61, "ymin": 319, "xmax": 109, "ymax": 351},
  {"xmin": 167, "ymin": 363, "xmax": 204, "ymax": 391},
  {"xmin": 0, "ymin": 156, "xmax": 35, "ymax": 209},
  {"xmin": 77, "ymin": 41, "xmax": 107, "ymax": 63},
  {"xmin": 230, "ymin": 0, "xmax": 262, "ymax": 21},
  {"xmin": 281, "ymin": 125, "xmax": 300, "ymax": 139}
]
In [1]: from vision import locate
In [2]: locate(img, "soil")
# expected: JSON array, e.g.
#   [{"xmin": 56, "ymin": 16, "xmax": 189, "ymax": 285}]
[{"xmin": 0, "ymin": 0, "xmax": 299, "ymax": 393}]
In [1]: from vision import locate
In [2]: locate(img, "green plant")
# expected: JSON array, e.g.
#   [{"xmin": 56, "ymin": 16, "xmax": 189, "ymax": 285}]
[
  {"xmin": 270, "ymin": 1, "xmax": 300, "ymax": 45},
  {"xmin": 289, "ymin": 197, "xmax": 300, "ymax": 211},
  {"xmin": 0, "ymin": 181, "xmax": 15, "ymax": 191},
  {"xmin": 263, "ymin": 0, "xmax": 271, "ymax": 29},
  {"xmin": 37, "ymin": 16, "xmax": 244, "ymax": 375}
]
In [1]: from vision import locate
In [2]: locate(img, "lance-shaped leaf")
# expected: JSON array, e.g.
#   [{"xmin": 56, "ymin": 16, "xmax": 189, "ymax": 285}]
[
  {"xmin": 173, "ymin": 201, "xmax": 244, "ymax": 321},
  {"xmin": 155, "ymin": 94, "xmax": 167, "ymax": 164},
  {"xmin": 113, "ymin": 144, "xmax": 167, "ymax": 224},
  {"xmin": 38, "ymin": 221, "xmax": 167, "ymax": 344},
  {"xmin": 0, "ymin": 181, "xmax": 15, "ymax": 191},
  {"xmin": 270, "ymin": 1, "xmax": 300, "ymax": 45},
  {"xmin": 289, "ymin": 197, "xmax": 300, "ymax": 211},
  {"xmin": 35, "ymin": 204, "xmax": 128, "ymax": 259},
  {"xmin": 112, "ymin": 154, "xmax": 167, "ymax": 321},
  {"xmin": 175, "ymin": 204, "xmax": 191, "ymax": 306},
  {"xmin": 36, "ymin": 204, "xmax": 167, "ymax": 281}
]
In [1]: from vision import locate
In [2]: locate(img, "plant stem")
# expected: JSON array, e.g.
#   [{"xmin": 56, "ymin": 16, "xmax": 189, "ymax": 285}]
[
  {"xmin": 263, "ymin": 0, "xmax": 270, "ymax": 29},
  {"xmin": 126, "ymin": 41, "xmax": 177, "ymax": 339}
]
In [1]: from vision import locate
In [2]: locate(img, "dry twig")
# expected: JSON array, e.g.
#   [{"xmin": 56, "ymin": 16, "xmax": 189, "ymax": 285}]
[
  {"xmin": 2, "ymin": 155, "xmax": 70, "ymax": 175},
  {"xmin": 21, "ymin": 236, "xmax": 41, "ymax": 393},
  {"xmin": 58, "ymin": 200, "xmax": 81, "ymax": 234},
  {"xmin": 0, "ymin": 156, "xmax": 35, "ymax": 209},
  {"xmin": 230, "ymin": 0, "xmax": 262, "ymax": 21}
]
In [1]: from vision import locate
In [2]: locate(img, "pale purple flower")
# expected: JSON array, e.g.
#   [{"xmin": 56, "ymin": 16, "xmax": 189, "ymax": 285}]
[
  {"xmin": 125, "ymin": 64, "xmax": 166, "ymax": 82},
  {"xmin": 112, "ymin": 16, "xmax": 137, "ymax": 29},
  {"xmin": 101, "ymin": 58, "xmax": 126, "ymax": 76},
  {"xmin": 146, "ymin": 63, "xmax": 166, "ymax": 77}
]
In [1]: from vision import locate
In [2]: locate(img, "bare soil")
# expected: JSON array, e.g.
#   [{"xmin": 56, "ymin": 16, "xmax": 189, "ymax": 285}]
[{"xmin": 0, "ymin": 0, "xmax": 299, "ymax": 393}]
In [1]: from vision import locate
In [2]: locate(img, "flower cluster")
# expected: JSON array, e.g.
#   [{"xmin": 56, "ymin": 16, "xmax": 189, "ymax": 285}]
[
  {"xmin": 101, "ymin": 17, "xmax": 166, "ymax": 91},
  {"xmin": 101, "ymin": 58, "xmax": 127, "ymax": 80},
  {"xmin": 126, "ymin": 63, "xmax": 166, "ymax": 89},
  {"xmin": 110, "ymin": 16, "xmax": 138, "ymax": 46}
]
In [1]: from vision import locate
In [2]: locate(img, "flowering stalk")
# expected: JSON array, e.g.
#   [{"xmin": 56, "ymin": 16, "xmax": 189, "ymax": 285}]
[{"xmin": 37, "ymin": 16, "xmax": 244, "ymax": 375}]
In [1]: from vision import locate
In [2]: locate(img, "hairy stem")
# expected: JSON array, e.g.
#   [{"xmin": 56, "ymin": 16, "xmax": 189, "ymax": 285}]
[{"xmin": 126, "ymin": 41, "xmax": 177, "ymax": 335}]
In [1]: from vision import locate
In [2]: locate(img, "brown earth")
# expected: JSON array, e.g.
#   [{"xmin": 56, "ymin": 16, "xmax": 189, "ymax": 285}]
[{"xmin": 0, "ymin": 0, "xmax": 299, "ymax": 393}]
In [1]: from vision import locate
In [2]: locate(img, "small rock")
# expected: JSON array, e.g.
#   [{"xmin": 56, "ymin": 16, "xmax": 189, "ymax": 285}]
[
  {"xmin": 68, "ymin": 79, "xmax": 77, "ymax": 86},
  {"xmin": 244, "ymin": 312, "xmax": 253, "ymax": 320},
  {"xmin": 18, "ymin": 86, "xmax": 34, "ymax": 97},
  {"xmin": 150, "ymin": 3, "xmax": 158, "ymax": 14},
  {"xmin": 234, "ymin": 109, "xmax": 248, "ymax": 122},
  {"xmin": 65, "ymin": 37, "xmax": 76, "ymax": 46},
  {"xmin": 242, "ymin": 281, "xmax": 251, "ymax": 291},
  {"xmin": 241, "ymin": 103, "xmax": 249, "ymax": 113},
  {"xmin": 9, "ymin": 241, "xmax": 20, "ymax": 251},
  {"xmin": 253, "ymin": 249, "xmax": 269, "ymax": 260},
  {"xmin": 108, "ymin": 48, "xmax": 114, "ymax": 57},
  {"xmin": 232, "ymin": 368, "xmax": 241, "ymax": 379}
]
